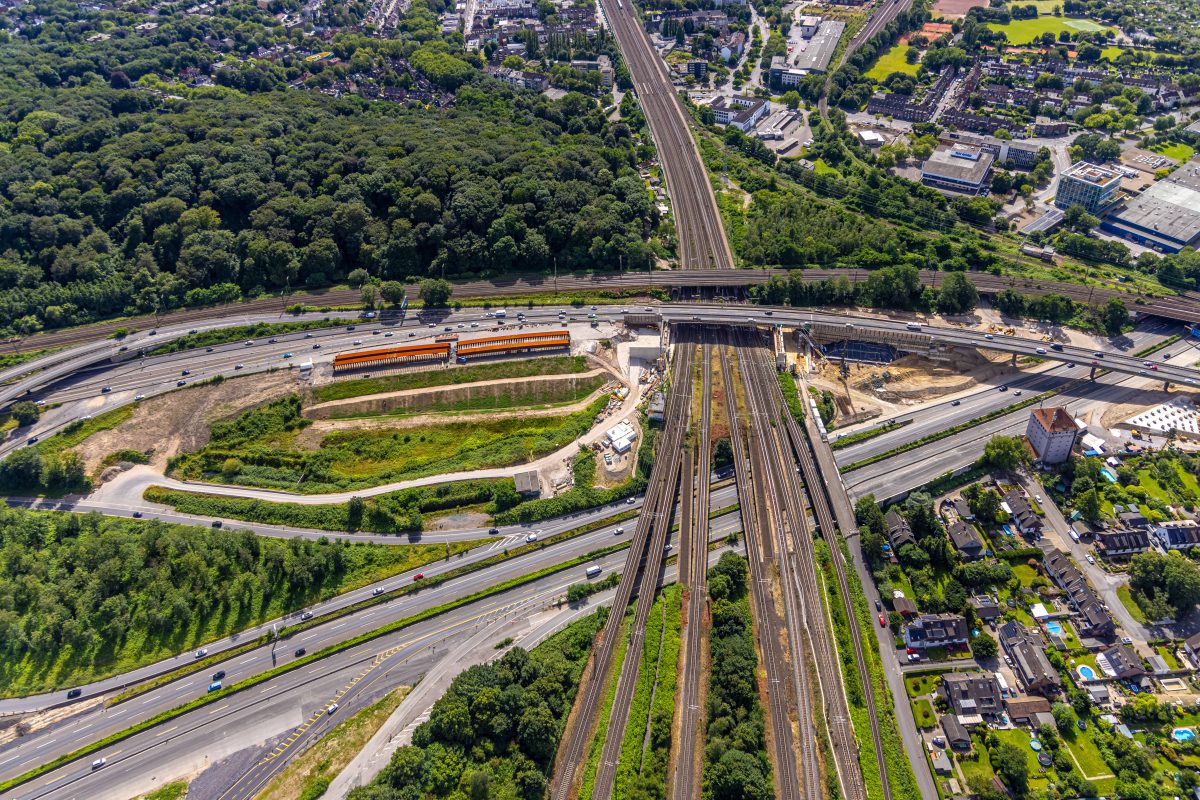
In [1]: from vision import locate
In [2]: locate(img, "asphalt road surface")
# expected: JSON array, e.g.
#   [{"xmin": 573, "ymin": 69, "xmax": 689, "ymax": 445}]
[{"xmin": 10, "ymin": 536, "xmax": 746, "ymax": 800}]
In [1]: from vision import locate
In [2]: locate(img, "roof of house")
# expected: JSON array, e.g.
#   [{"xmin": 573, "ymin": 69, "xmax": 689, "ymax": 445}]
[
  {"xmin": 947, "ymin": 520, "xmax": 984, "ymax": 553},
  {"xmin": 1004, "ymin": 695, "xmax": 1052, "ymax": 716},
  {"xmin": 1032, "ymin": 406, "xmax": 1078, "ymax": 434},
  {"xmin": 1102, "ymin": 644, "xmax": 1147, "ymax": 678},
  {"xmin": 941, "ymin": 714, "xmax": 971, "ymax": 744}
]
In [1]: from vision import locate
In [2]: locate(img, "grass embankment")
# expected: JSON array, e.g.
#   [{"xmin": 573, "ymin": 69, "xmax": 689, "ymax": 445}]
[
  {"xmin": 614, "ymin": 585, "xmax": 682, "ymax": 799},
  {"xmin": 577, "ymin": 611, "xmax": 633, "ymax": 800},
  {"xmin": 145, "ymin": 478, "xmax": 514, "ymax": 534},
  {"xmin": 817, "ymin": 539, "xmax": 921, "ymax": 800},
  {"xmin": 831, "ymin": 418, "xmax": 913, "ymax": 450},
  {"xmin": 322, "ymin": 372, "xmax": 608, "ymax": 419},
  {"xmin": 0, "ymin": 541, "xmax": 629, "ymax": 795},
  {"xmin": 258, "ymin": 686, "xmax": 412, "ymax": 800},
  {"xmin": 841, "ymin": 389, "xmax": 1060, "ymax": 472},
  {"xmin": 134, "ymin": 782, "xmax": 189, "ymax": 800},
  {"xmin": 170, "ymin": 393, "xmax": 610, "ymax": 494},
  {"xmin": 36, "ymin": 404, "xmax": 135, "ymax": 459},
  {"xmin": 0, "ymin": 508, "xmax": 475, "ymax": 697},
  {"xmin": 148, "ymin": 319, "xmax": 349, "ymax": 355},
  {"xmin": 0, "ymin": 348, "xmax": 55, "ymax": 372},
  {"xmin": 313, "ymin": 355, "xmax": 591, "ymax": 403}
]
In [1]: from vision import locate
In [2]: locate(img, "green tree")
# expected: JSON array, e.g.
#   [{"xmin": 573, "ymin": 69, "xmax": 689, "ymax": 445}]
[
  {"xmin": 937, "ymin": 272, "xmax": 979, "ymax": 315},
  {"xmin": 1052, "ymin": 701, "xmax": 1076, "ymax": 734},
  {"xmin": 11, "ymin": 401, "xmax": 40, "ymax": 428},
  {"xmin": 380, "ymin": 281, "xmax": 407, "ymax": 306},
  {"xmin": 1100, "ymin": 297, "xmax": 1130, "ymax": 335},
  {"xmin": 1077, "ymin": 488, "xmax": 1102, "ymax": 522},
  {"xmin": 419, "ymin": 279, "xmax": 453, "ymax": 308},
  {"xmin": 971, "ymin": 631, "xmax": 998, "ymax": 659},
  {"xmin": 347, "ymin": 268, "xmax": 371, "ymax": 288},
  {"xmin": 361, "ymin": 284, "xmax": 380, "ymax": 309},
  {"xmin": 992, "ymin": 740, "xmax": 1030, "ymax": 796},
  {"xmin": 983, "ymin": 435, "xmax": 1028, "ymax": 471}
]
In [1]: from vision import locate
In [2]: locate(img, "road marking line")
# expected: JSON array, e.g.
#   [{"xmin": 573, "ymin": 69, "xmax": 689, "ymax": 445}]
[
  {"xmin": 239, "ymin": 657, "xmax": 255, "ymax": 665},
  {"xmin": 209, "ymin": 704, "xmax": 229, "ymax": 715},
  {"xmin": 156, "ymin": 725, "xmax": 178, "ymax": 737},
  {"xmin": 35, "ymin": 739, "xmax": 55, "ymax": 749}
]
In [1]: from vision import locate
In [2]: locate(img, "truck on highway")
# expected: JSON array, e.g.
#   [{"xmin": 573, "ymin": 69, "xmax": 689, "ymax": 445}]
[
  {"xmin": 494, "ymin": 309, "xmax": 507, "ymax": 318},
  {"xmin": 586, "ymin": 564, "xmax": 602, "ymax": 578},
  {"xmin": 905, "ymin": 322, "xmax": 922, "ymax": 331}
]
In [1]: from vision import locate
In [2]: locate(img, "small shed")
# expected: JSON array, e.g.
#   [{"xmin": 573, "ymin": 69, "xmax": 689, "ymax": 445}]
[{"xmin": 514, "ymin": 470, "xmax": 541, "ymax": 497}]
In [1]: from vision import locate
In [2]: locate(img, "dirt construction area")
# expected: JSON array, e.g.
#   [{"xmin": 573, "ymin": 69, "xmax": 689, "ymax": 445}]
[
  {"xmin": 75, "ymin": 371, "xmax": 299, "ymax": 474},
  {"xmin": 808, "ymin": 348, "xmax": 1015, "ymax": 424}
]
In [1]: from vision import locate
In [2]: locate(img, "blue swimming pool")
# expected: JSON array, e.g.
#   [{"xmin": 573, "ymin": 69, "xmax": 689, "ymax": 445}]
[
  {"xmin": 1045, "ymin": 621, "xmax": 1063, "ymax": 636},
  {"xmin": 1100, "ymin": 466, "xmax": 1118, "ymax": 483},
  {"xmin": 1174, "ymin": 728, "xmax": 1196, "ymax": 742},
  {"xmin": 1077, "ymin": 665, "xmax": 1096, "ymax": 680}
]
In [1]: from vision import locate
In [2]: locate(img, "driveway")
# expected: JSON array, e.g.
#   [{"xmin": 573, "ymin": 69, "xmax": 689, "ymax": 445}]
[{"xmin": 1015, "ymin": 473, "xmax": 1152, "ymax": 645}]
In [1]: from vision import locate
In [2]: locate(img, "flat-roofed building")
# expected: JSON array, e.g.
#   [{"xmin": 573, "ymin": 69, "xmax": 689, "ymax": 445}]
[
  {"xmin": 1103, "ymin": 157, "xmax": 1200, "ymax": 253},
  {"xmin": 1055, "ymin": 161, "xmax": 1122, "ymax": 212},
  {"xmin": 711, "ymin": 95, "xmax": 768, "ymax": 132},
  {"xmin": 792, "ymin": 20, "xmax": 844, "ymax": 73},
  {"xmin": 921, "ymin": 144, "xmax": 995, "ymax": 195}
]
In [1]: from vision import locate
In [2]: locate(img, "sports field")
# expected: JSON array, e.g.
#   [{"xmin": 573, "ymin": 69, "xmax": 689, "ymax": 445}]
[{"xmin": 986, "ymin": 16, "xmax": 1114, "ymax": 44}]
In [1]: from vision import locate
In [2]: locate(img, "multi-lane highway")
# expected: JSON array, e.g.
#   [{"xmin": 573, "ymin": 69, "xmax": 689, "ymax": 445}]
[
  {"xmin": 10, "ymin": 266, "xmax": 1196, "ymax": 360},
  {"xmin": 13, "ymin": 532, "xmax": 747, "ymax": 800},
  {"xmin": 0, "ymin": 506, "xmax": 744, "ymax": 792}
]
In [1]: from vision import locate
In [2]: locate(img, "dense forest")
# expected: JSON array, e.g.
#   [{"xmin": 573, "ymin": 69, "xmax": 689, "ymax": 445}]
[
  {"xmin": 0, "ymin": 508, "xmax": 452, "ymax": 694},
  {"xmin": 0, "ymin": 0, "xmax": 658, "ymax": 338},
  {"xmin": 348, "ymin": 609, "xmax": 605, "ymax": 800}
]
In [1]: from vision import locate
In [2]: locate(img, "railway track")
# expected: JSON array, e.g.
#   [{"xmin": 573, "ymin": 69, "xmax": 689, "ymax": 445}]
[
  {"xmin": 597, "ymin": 0, "xmax": 733, "ymax": 269},
  {"xmin": 549, "ymin": 334, "xmax": 694, "ymax": 800},
  {"xmin": 8, "ymin": 267, "xmax": 1196, "ymax": 354},
  {"xmin": 772, "ymin": 356, "xmax": 894, "ymax": 799},
  {"xmin": 588, "ymin": 331, "xmax": 697, "ymax": 800},
  {"xmin": 670, "ymin": 335, "xmax": 712, "ymax": 800},
  {"xmin": 718, "ymin": 336, "xmax": 807, "ymax": 800},
  {"xmin": 736, "ymin": 336, "xmax": 868, "ymax": 800}
]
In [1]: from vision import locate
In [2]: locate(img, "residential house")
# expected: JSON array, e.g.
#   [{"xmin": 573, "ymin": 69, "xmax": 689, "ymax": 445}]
[
  {"xmin": 940, "ymin": 714, "xmax": 972, "ymax": 751},
  {"xmin": 1095, "ymin": 529, "xmax": 1150, "ymax": 559},
  {"xmin": 893, "ymin": 596, "xmax": 918, "ymax": 618},
  {"xmin": 970, "ymin": 595, "xmax": 1000, "ymax": 624},
  {"xmin": 1004, "ymin": 694, "xmax": 1052, "ymax": 724},
  {"xmin": 905, "ymin": 613, "xmax": 970, "ymax": 650},
  {"xmin": 1153, "ymin": 520, "xmax": 1200, "ymax": 551},
  {"xmin": 1043, "ymin": 549, "xmax": 1114, "ymax": 638},
  {"xmin": 999, "ymin": 621, "xmax": 1062, "ymax": 695},
  {"xmin": 1100, "ymin": 645, "xmax": 1148, "ymax": 682},
  {"xmin": 886, "ymin": 509, "xmax": 916, "ymax": 551},
  {"xmin": 948, "ymin": 520, "xmax": 985, "ymax": 561},
  {"xmin": 1184, "ymin": 630, "xmax": 1200, "ymax": 665},
  {"xmin": 940, "ymin": 673, "xmax": 1003, "ymax": 718},
  {"xmin": 1003, "ymin": 490, "xmax": 1043, "ymax": 537}
]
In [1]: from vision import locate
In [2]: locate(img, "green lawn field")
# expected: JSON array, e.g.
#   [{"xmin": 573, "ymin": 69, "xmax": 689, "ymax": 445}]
[
  {"xmin": 986, "ymin": 16, "xmax": 1114, "ymax": 44},
  {"xmin": 866, "ymin": 43, "xmax": 920, "ymax": 80}
]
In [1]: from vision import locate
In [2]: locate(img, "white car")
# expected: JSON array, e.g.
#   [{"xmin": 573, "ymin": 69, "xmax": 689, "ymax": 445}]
[
  {"xmin": 353, "ymin": 339, "xmax": 362, "ymax": 345},
  {"xmin": 326, "ymin": 702, "xmax": 339, "ymax": 714},
  {"xmin": 134, "ymin": 394, "xmax": 145, "ymax": 401},
  {"xmin": 1085, "ymin": 554, "xmax": 1095, "ymax": 565},
  {"xmin": 195, "ymin": 649, "xmax": 208, "ymax": 658},
  {"xmin": 91, "ymin": 757, "xmax": 107, "ymax": 770},
  {"xmin": 526, "ymin": 533, "xmax": 539, "ymax": 543}
]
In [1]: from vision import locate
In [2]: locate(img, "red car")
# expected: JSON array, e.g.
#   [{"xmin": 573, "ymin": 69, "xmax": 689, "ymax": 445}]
[
  {"xmin": 878, "ymin": 613, "xmax": 887, "ymax": 627},
  {"xmin": 413, "ymin": 573, "xmax": 424, "ymax": 581}
]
